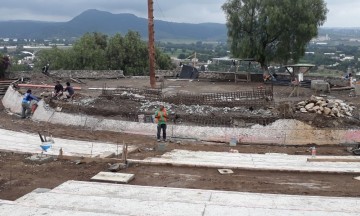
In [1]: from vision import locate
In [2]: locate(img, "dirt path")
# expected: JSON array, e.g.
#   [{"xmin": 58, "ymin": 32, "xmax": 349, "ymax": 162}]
[{"xmin": 1, "ymin": 153, "xmax": 360, "ymax": 201}]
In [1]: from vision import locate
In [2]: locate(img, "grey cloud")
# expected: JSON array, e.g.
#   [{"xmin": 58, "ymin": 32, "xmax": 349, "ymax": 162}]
[{"xmin": 0, "ymin": 0, "xmax": 358, "ymax": 27}]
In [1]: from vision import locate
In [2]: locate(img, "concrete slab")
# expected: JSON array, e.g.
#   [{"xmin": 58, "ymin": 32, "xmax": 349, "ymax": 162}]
[
  {"xmin": 13, "ymin": 180, "xmax": 360, "ymax": 216},
  {"xmin": 91, "ymin": 172, "xmax": 134, "ymax": 184},
  {"xmin": 0, "ymin": 203, "xmax": 121, "ymax": 216},
  {"xmin": 1, "ymin": 86, "xmax": 23, "ymax": 114},
  {"xmin": 50, "ymin": 112, "xmax": 88, "ymax": 127},
  {"xmin": 136, "ymin": 149, "xmax": 360, "ymax": 173},
  {"xmin": 16, "ymin": 192, "xmax": 205, "ymax": 216},
  {"xmin": 31, "ymin": 100, "xmax": 55, "ymax": 122},
  {"xmin": 0, "ymin": 128, "xmax": 135, "ymax": 157}
]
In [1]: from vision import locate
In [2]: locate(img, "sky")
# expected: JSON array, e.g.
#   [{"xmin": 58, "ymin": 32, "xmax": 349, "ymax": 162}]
[{"xmin": 0, "ymin": 0, "xmax": 358, "ymax": 27}]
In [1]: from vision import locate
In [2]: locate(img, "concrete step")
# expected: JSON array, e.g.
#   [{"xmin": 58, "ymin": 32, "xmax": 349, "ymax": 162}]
[{"xmin": 14, "ymin": 180, "xmax": 360, "ymax": 215}]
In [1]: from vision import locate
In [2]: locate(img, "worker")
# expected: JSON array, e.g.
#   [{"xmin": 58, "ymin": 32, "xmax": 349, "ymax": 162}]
[
  {"xmin": 155, "ymin": 105, "xmax": 168, "ymax": 142},
  {"xmin": 263, "ymin": 72, "xmax": 271, "ymax": 82},
  {"xmin": 64, "ymin": 82, "xmax": 75, "ymax": 99},
  {"xmin": 21, "ymin": 89, "xmax": 40, "ymax": 119},
  {"xmin": 52, "ymin": 81, "xmax": 63, "ymax": 98},
  {"xmin": 42, "ymin": 63, "xmax": 49, "ymax": 75}
]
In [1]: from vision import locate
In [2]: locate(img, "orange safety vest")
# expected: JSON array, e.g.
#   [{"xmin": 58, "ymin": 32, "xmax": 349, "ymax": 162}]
[{"xmin": 155, "ymin": 109, "xmax": 168, "ymax": 124}]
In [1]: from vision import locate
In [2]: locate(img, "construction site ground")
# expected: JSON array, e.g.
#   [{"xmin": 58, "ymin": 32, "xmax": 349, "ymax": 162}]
[{"xmin": 1, "ymin": 74, "xmax": 360, "ymax": 201}]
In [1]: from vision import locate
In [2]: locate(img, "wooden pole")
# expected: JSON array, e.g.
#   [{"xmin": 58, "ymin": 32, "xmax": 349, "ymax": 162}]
[{"xmin": 148, "ymin": 0, "xmax": 156, "ymax": 88}]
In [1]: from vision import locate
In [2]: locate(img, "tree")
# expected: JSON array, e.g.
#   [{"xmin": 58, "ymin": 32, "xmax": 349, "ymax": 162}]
[
  {"xmin": 222, "ymin": 0, "xmax": 328, "ymax": 72},
  {"xmin": 106, "ymin": 33, "xmax": 126, "ymax": 70},
  {"xmin": 71, "ymin": 32, "xmax": 108, "ymax": 70},
  {"xmin": 34, "ymin": 32, "xmax": 173, "ymax": 75},
  {"xmin": 178, "ymin": 53, "xmax": 186, "ymax": 59}
]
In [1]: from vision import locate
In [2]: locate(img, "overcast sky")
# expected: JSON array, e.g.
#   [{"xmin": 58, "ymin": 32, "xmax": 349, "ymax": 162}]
[{"xmin": 0, "ymin": 0, "xmax": 358, "ymax": 27}]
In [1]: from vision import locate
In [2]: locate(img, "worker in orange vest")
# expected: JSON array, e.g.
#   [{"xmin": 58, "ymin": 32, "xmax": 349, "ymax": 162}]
[{"xmin": 155, "ymin": 105, "xmax": 168, "ymax": 142}]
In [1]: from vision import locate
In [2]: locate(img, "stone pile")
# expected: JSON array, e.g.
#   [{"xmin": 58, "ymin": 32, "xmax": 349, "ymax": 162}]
[
  {"xmin": 140, "ymin": 100, "xmax": 273, "ymax": 116},
  {"xmin": 296, "ymin": 95, "xmax": 355, "ymax": 117}
]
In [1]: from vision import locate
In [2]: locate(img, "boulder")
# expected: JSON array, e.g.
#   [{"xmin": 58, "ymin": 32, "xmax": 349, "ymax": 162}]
[
  {"xmin": 346, "ymin": 112, "xmax": 353, "ymax": 117},
  {"xmin": 319, "ymin": 106, "xmax": 324, "ymax": 112},
  {"xmin": 335, "ymin": 99, "xmax": 344, "ymax": 104},
  {"xmin": 313, "ymin": 106, "xmax": 320, "ymax": 111},
  {"xmin": 323, "ymin": 107, "xmax": 331, "ymax": 115},
  {"xmin": 308, "ymin": 108, "xmax": 316, "ymax": 113},
  {"xmin": 320, "ymin": 102, "xmax": 328, "ymax": 107},
  {"xmin": 340, "ymin": 103, "xmax": 347, "ymax": 107},
  {"xmin": 317, "ymin": 110, "xmax": 322, "ymax": 114},
  {"xmin": 300, "ymin": 108, "xmax": 308, "ymax": 113},
  {"xmin": 327, "ymin": 102, "xmax": 336, "ymax": 109},
  {"xmin": 310, "ymin": 95, "xmax": 317, "ymax": 102},
  {"xmin": 332, "ymin": 107, "xmax": 339, "ymax": 114},
  {"xmin": 305, "ymin": 103, "xmax": 315, "ymax": 110},
  {"xmin": 297, "ymin": 101, "xmax": 306, "ymax": 106}
]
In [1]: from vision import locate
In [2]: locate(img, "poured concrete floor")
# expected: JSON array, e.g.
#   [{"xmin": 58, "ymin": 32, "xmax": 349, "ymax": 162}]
[
  {"xmin": 0, "ymin": 128, "xmax": 132, "ymax": 157},
  {"xmin": 1, "ymin": 180, "xmax": 359, "ymax": 215},
  {"xmin": 137, "ymin": 149, "xmax": 360, "ymax": 173}
]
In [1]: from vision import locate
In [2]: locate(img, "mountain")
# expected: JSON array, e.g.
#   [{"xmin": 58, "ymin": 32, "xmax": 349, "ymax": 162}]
[{"xmin": 0, "ymin": 9, "xmax": 227, "ymax": 41}]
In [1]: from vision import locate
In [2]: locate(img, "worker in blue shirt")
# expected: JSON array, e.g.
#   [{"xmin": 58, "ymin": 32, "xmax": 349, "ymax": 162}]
[{"xmin": 21, "ymin": 89, "xmax": 40, "ymax": 119}]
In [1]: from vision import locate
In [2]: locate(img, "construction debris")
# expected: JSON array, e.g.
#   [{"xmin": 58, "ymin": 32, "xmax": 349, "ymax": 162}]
[
  {"xmin": 140, "ymin": 101, "xmax": 272, "ymax": 116},
  {"xmin": 296, "ymin": 95, "xmax": 355, "ymax": 118},
  {"xmin": 108, "ymin": 163, "xmax": 127, "ymax": 172},
  {"xmin": 218, "ymin": 169, "xmax": 234, "ymax": 175}
]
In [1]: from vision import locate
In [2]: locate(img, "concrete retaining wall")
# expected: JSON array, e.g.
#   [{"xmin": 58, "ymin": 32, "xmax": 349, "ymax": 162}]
[
  {"xmin": 2, "ymin": 86, "xmax": 23, "ymax": 114},
  {"xmin": 3, "ymin": 86, "xmax": 360, "ymax": 145}
]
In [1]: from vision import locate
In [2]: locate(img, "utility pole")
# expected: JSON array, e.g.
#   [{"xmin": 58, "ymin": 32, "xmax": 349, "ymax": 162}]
[{"xmin": 148, "ymin": 0, "xmax": 156, "ymax": 88}]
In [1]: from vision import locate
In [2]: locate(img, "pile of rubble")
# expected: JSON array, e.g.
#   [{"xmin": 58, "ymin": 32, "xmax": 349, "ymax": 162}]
[
  {"xmin": 140, "ymin": 101, "xmax": 273, "ymax": 116},
  {"xmin": 296, "ymin": 96, "xmax": 355, "ymax": 117}
]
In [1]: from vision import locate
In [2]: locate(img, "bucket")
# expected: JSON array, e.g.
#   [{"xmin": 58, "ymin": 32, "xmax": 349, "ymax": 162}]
[
  {"xmin": 40, "ymin": 141, "xmax": 53, "ymax": 152},
  {"xmin": 229, "ymin": 137, "xmax": 237, "ymax": 147}
]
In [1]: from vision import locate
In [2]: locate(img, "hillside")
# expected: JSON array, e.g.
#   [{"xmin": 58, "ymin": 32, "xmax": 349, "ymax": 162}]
[{"xmin": 0, "ymin": 9, "xmax": 227, "ymax": 41}]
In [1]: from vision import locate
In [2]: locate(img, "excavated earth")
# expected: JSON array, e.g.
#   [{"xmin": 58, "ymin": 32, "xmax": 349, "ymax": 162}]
[{"xmin": 1, "ymin": 74, "xmax": 360, "ymax": 200}]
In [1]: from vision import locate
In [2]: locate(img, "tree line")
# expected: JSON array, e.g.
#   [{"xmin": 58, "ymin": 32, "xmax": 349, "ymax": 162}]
[{"xmin": 35, "ymin": 31, "xmax": 174, "ymax": 75}]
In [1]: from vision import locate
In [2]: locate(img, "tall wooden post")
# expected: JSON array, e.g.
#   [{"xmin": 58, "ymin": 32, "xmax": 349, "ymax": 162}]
[{"xmin": 148, "ymin": 0, "xmax": 156, "ymax": 88}]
